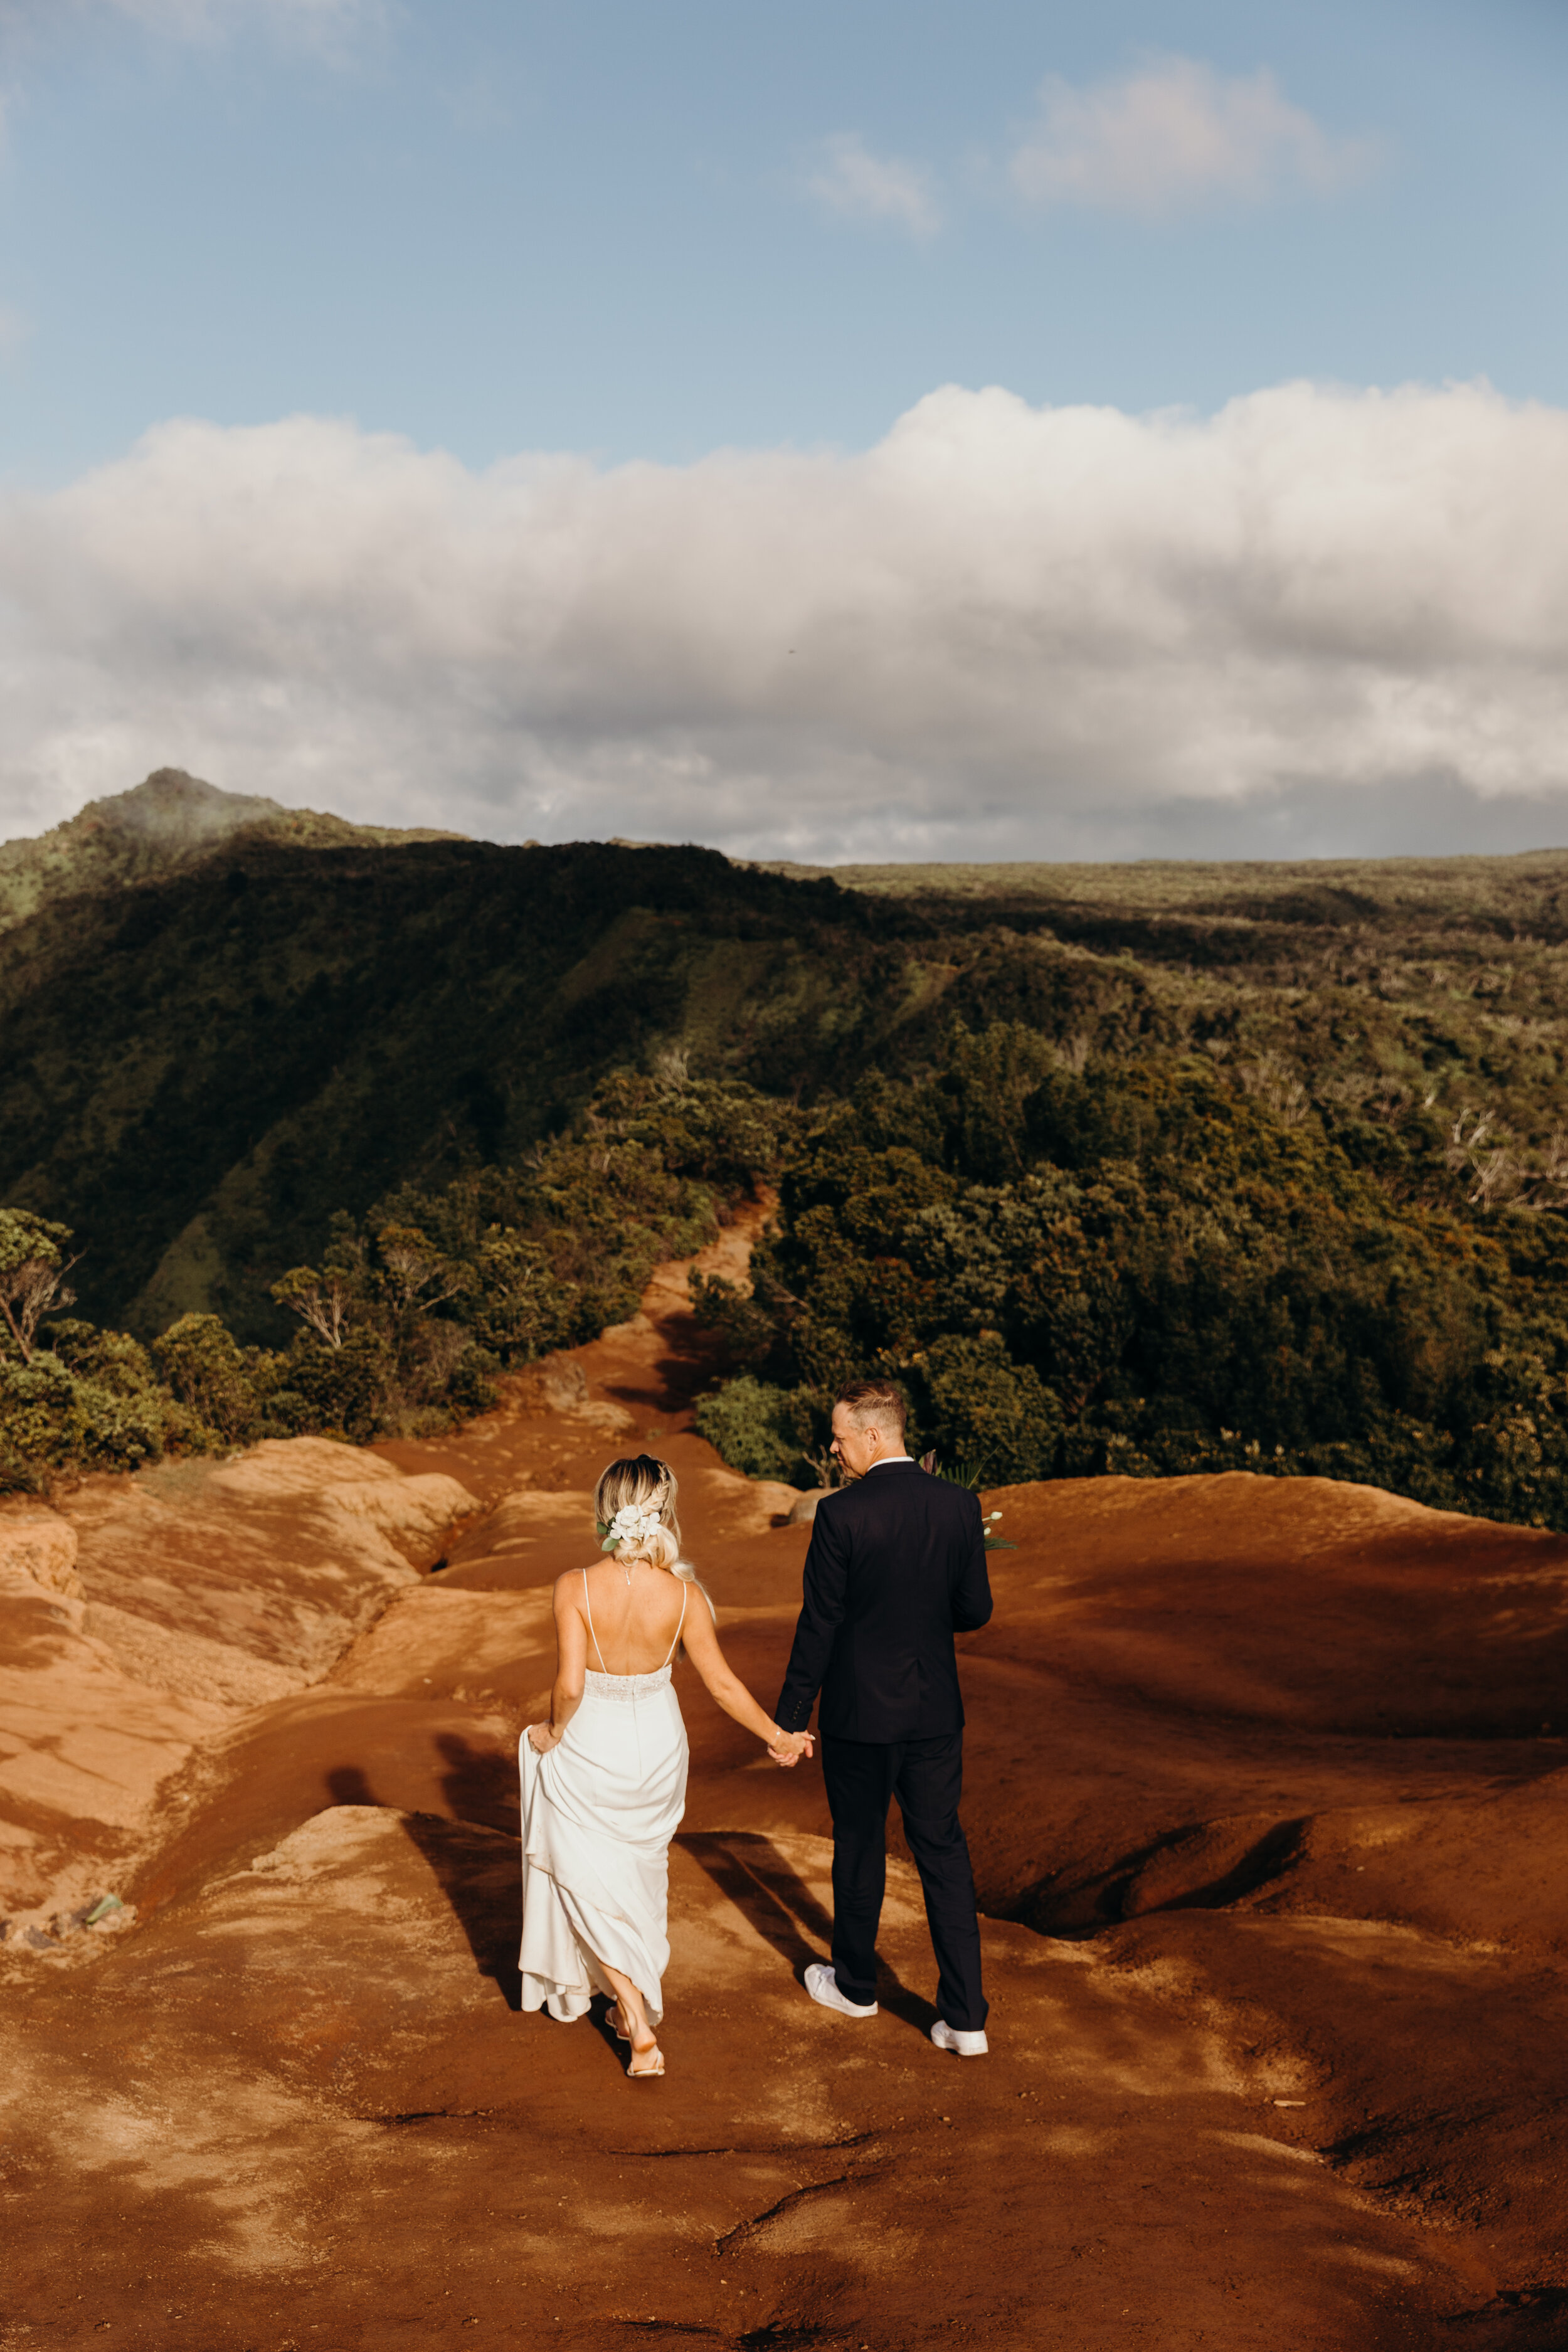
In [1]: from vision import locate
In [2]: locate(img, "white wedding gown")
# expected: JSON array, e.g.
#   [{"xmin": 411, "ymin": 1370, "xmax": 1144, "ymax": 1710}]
[{"xmin": 518, "ymin": 1571, "xmax": 690, "ymax": 2026}]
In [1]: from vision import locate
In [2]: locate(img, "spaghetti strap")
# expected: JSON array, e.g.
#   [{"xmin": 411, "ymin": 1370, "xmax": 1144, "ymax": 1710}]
[
  {"xmin": 661, "ymin": 1579, "xmax": 688, "ymax": 1670},
  {"xmin": 581, "ymin": 1567, "xmax": 608, "ymax": 1673}
]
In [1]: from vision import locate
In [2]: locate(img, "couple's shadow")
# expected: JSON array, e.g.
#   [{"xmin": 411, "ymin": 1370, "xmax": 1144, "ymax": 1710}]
[
  {"xmin": 679, "ymin": 1830, "xmax": 937, "ymax": 2035},
  {"xmin": 327, "ymin": 1752, "xmax": 933, "ymax": 2034}
]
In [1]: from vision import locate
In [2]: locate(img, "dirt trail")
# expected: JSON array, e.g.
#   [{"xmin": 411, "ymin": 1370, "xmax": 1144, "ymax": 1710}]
[{"xmin": 3, "ymin": 1202, "xmax": 1567, "ymax": 2349}]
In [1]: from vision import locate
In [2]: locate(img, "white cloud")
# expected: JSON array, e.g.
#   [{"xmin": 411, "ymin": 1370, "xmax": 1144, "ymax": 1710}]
[
  {"xmin": 1011, "ymin": 55, "xmax": 1374, "ymax": 217},
  {"xmin": 808, "ymin": 133, "xmax": 940, "ymax": 238},
  {"xmin": 4, "ymin": 379, "xmax": 1568, "ymax": 862}
]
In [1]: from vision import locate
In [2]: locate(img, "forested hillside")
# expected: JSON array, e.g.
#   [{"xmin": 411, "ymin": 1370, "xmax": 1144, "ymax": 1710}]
[
  {"xmin": 9, "ymin": 776, "xmax": 1568, "ymax": 1523},
  {"xmin": 0, "ymin": 829, "xmax": 903, "ymax": 1336}
]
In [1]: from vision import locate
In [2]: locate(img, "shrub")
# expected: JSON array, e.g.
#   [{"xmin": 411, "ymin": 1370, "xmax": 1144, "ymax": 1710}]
[
  {"xmin": 0, "ymin": 1350, "xmax": 174, "ymax": 1489},
  {"xmin": 276, "ymin": 1329, "xmax": 394, "ymax": 1444},
  {"xmin": 695, "ymin": 1377, "xmax": 827, "ymax": 1488},
  {"xmin": 152, "ymin": 1313, "xmax": 261, "ymax": 1446},
  {"xmin": 446, "ymin": 1343, "xmax": 502, "ymax": 1417},
  {"xmin": 907, "ymin": 1335, "xmax": 1063, "ymax": 1486}
]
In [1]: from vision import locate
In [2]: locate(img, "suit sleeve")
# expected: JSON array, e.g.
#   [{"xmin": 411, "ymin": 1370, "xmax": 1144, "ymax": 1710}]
[
  {"xmin": 773, "ymin": 1503, "xmax": 851, "ymax": 1732},
  {"xmin": 951, "ymin": 1491, "xmax": 993, "ymax": 1632}
]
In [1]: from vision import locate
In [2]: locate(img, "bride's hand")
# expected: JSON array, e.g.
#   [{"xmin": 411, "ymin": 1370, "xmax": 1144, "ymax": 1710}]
[
  {"xmin": 768, "ymin": 1729, "xmax": 815, "ymax": 1768},
  {"xmin": 526, "ymin": 1721, "xmax": 559, "ymax": 1755}
]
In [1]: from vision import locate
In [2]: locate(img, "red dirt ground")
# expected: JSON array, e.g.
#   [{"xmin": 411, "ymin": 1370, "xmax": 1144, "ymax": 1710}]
[{"xmin": 4, "ymin": 1200, "xmax": 1568, "ymax": 2351}]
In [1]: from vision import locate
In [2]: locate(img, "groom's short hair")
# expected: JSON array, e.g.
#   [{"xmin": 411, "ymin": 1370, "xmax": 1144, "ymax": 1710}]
[{"xmin": 835, "ymin": 1379, "xmax": 906, "ymax": 1438}]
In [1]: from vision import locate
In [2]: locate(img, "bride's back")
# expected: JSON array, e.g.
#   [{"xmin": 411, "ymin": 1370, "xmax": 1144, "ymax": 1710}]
[{"xmin": 579, "ymin": 1559, "xmax": 689, "ymax": 1676}]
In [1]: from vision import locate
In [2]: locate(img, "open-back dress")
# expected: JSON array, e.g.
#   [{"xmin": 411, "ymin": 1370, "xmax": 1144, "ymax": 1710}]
[{"xmin": 518, "ymin": 1569, "xmax": 690, "ymax": 2026}]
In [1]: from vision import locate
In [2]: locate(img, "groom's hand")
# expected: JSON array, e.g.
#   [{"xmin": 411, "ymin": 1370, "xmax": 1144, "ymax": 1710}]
[{"xmin": 768, "ymin": 1729, "xmax": 815, "ymax": 1768}]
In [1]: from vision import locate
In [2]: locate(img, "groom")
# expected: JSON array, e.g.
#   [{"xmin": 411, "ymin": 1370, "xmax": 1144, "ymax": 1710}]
[{"xmin": 773, "ymin": 1380, "xmax": 993, "ymax": 2057}]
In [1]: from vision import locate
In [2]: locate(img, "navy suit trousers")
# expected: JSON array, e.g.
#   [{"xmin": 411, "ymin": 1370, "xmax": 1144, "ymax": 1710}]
[{"xmin": 820, "ymin": 1730, "xmax": 988, "ymax": 2033}]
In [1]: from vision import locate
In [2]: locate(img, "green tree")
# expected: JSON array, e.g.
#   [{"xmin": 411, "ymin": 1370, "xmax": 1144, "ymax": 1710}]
[
  {"xmin": 271, "ymin": 1266, "xmax": 356, "ymax": 1348},
  {"xmin": 152, "ymin": 1313, "xmax": 260, "ymax": 1444},
  {"xmin": 0, "ymin": 1210, "xmax": 80, "ymax": 1365}
]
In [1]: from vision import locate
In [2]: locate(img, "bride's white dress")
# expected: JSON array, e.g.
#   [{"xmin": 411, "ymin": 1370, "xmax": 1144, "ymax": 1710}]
[{"xmin": 518, "ymin": 1570, "xmax": 689, "ymax": 2026}]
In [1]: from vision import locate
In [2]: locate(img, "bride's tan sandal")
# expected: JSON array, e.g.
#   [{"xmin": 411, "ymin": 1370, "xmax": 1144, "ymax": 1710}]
[{"xmin": 607, "ymin": 2000, "xmax": 664, "ymax": 2075}]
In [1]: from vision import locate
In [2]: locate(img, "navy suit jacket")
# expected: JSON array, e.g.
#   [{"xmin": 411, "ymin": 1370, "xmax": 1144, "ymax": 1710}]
[{"xmin": 774, "ymin": 1459, "xmax": 993, "ymax": 1744}]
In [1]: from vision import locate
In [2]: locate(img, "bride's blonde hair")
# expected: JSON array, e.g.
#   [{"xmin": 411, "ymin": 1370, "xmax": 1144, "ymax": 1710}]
[
  {"xmin": 593, "ymin": 1454, "xmax": 687, "ymax": 1575},
  {"xmin": 591, "ymin": 1456, "xmax": 715, "ymax": 1633}
]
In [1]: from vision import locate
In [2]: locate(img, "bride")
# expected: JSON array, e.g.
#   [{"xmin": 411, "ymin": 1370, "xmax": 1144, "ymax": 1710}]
[{"xmin": 520, "ymin": 1453, "xmax": 811, "ymax": 2077}]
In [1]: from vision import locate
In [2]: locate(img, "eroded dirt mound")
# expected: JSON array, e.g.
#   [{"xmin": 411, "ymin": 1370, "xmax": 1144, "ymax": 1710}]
[
  {"xmin": 3, "ymin": 1205, "xmax": 1567, "ymax": 2348},
  {"xmin": 0, "ymin": 1439, "xmax": 475, "ymax": 1923}
]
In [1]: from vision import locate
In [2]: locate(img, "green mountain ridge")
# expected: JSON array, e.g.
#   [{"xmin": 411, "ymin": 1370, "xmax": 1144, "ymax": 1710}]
[
  {"xmin": 0, "ymin": 768, "xmax": 466, "ymax": 936},
  {"xmin": 7, "ymin": 773, "xmax": 1568, "ymax": 1360}
]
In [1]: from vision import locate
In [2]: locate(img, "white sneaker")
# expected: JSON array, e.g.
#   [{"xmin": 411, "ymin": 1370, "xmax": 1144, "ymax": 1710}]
[
  {"xmin": 931, "ymin": 2018, "xmax": 988, "ymax": 2057},
  {"xmin": 804, "ymin": 1962, "xmax": 877, "ymax": 2019}
]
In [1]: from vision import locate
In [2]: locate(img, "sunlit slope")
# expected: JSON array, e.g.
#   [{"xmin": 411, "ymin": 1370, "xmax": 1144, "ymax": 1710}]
[{"xmin": 757, "ymin": 844, "xmax": 1568, "ymax": 914}]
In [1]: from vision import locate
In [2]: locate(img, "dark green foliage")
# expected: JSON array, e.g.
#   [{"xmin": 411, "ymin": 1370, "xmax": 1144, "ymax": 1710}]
[
  {"xmin": 692, "ymin": 1377, "xmax": 827, "ymax": 1489},
  {"xmin": 904, "ymin": 1336, "xmax": 1062, "ymax": 1487},
  {"xmin": 153, "ymin": 1313, "xmax": 262, "ymax": 1444},
  {"xmin": 21, "ymin": 821, "xmax": 1568, "ymax": 1525},
  {"xmin": 0, "ymin": 1066, "xmax": 776, "ymax": 1488},
  {"xmin": 13, "ymin": 826, "xmax": 1568, "ymax": 1350},
  {"xmin": 270, "ymin": 1328, "xmax": 395, "ymax": 1446},
  {"xmin": 0, "ymin": 840, "xmax": 864, "ymax": 1340},
  {"xmin": 361, "ymin": 1071, "xmax": 778, "ymax": 1366},
  {"xmin": 691, "ymin": 1022, "xmax": 1568, "ymax": 1529},
  {"xmin": 0, "ymin": 1346, "xmax": 181, "ymax": 1491}
]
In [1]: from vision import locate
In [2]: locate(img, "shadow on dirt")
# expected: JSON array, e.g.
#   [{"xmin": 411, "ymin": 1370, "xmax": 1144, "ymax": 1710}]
[
  {"xmin": 1439, "ymin": 2284, "xmax": 1568, "ymax": 2351},
  {"xmin": 326, "ymin": 1760, "xmax": 524, "ymax": 2010},
  {"xmin": 1012, "ymin": 1814, "xmax": 1308, "ymax": 1937},
  {"xmin": 681, "ymin": 1828, "xmax": 937, "ymax": 2035}
]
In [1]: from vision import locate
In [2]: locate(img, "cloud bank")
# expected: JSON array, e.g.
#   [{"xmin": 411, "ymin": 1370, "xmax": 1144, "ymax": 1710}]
[
  {"xmin": 4, "ymin": 378, "xmax": 1568, "ymax": 861},
  {"xmin": 1011, "ymin": 56, "xmax": 1372, "ymax": 217}
]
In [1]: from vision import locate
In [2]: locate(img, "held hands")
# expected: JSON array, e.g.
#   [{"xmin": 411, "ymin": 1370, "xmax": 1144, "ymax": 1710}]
[
  {"xmin": 526, "ymin": 1721, "xmax": 561, "ymax": 1756},
  {"xmin": 767, "ymin": 1727, "xmax": 815, "ymax": 1769}
]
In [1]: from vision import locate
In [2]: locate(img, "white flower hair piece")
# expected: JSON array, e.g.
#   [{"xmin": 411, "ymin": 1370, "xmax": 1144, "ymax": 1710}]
[{"xmin": 600, "ymin": 1495, "xmax": 667, "ymax": 1555}]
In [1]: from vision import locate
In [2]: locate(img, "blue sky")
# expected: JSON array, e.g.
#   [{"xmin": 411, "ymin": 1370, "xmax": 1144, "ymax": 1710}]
[
  {"xmin": 3, "ymin": 0, "xmax": 1568, "ymax": 860},
  {"xmin": 3, "ymin": 0, "xmax": 1565, "ymax": 478}
]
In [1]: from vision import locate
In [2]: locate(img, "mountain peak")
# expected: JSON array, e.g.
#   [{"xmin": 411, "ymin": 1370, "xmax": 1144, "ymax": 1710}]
[
  {"xmin": 0, "ymin": 769, "xmax": 469, "ymax": 936},
  {"xmin": 73, "ymin": 768, "xmax": 290, "ymax": 848}
]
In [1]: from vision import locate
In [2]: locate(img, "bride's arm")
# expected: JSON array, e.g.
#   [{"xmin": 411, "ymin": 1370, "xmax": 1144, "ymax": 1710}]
[
  {"xmin": 526, "ymin": 1574, "xmax": 589, "ymax": 1753},
  {"xmin": 679, "ymin": 1597, "xmax": 814, "ymax": 1765}
]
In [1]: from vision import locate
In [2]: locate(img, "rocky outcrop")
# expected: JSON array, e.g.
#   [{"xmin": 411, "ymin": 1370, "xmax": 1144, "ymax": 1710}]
[
  {"xmin": 63, "ymin": 1438, "xmax": 479, "ymax": 1691},
  {"xmin": 0, "ymin": 1509, "xmax": 83, "ymax": 1609}
]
